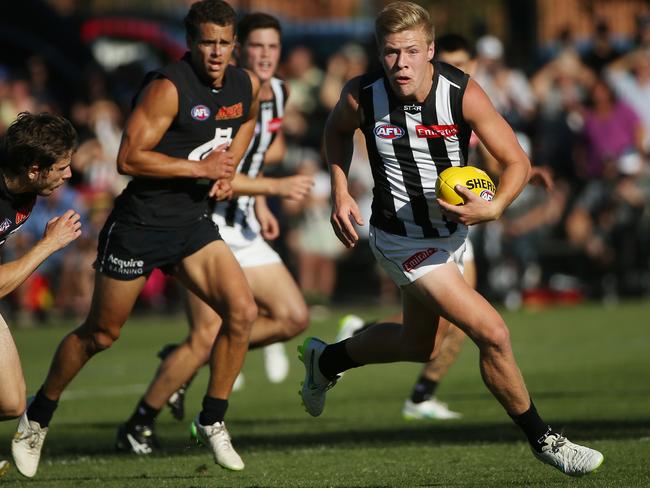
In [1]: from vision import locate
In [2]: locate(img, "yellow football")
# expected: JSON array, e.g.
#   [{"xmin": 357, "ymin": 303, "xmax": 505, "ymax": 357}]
[{"xmin": 435, "ymin": 166, "xmax": 496, "ymax": 205}]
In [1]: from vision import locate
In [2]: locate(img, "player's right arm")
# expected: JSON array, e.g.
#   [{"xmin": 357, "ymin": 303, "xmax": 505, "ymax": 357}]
[
  {"xmin": 324, "ymin": 76, "xmax": 364, "ymax": 248},
  {"xmin": 0, "ymin": 210, "xmax": 81, "ymax": 298},
  {"xmin": 117, "ymin": 78, "xmax": 233, "ymax": 181}
]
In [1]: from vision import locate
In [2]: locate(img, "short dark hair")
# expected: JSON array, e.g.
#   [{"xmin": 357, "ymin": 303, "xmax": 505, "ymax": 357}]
[
  {"xmin": 184, "ymin": 0, "xmax": 237, "ymax": 41},
  {"xmin": 237, "ymin": 13, "xmax": 282, "ymax": 44},
  {"xmin": 435, "ymin": 33, "xmax": 471, "ymax": 56},
  {"xmin": 1, "ymin": 112, "xmax": 77, "ymax": 176}
]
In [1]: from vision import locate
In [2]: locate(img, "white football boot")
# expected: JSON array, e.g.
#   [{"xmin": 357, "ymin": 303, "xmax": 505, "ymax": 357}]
[
  {"xmin": 402, "ymin": 398, "xmax": 462, "ymax": 420},
  {"xmin": 298, "ymin": 337, "xmax": 338, "ymax": 417},
  {"xmin": 12, "ymin": 411, "xmax": 48, "ymax": 478},
  {"xmin": 191, "ymin": 415, "xmax": 244, "ymax": 471},
  {"xmin": 533, "ymin": 432, "xmax": 604, "ymax": 476},
  {"xmin": 263, "ymin": 343, "xmax": 290, "ymax": 384}
]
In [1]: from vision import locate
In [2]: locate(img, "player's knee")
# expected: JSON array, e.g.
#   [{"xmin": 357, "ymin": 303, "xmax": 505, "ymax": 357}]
[
  {"xmin": 274, "ymin": 303, "xmax": 309, "ymax": 340},
  {"xmin": 0, "ymin": 392, "xmax": 26, "ymax": 419},
  {"xmin": 479, "ymin": 320, "xmax": 511, "ymax": 353},
  {"xmin": 90, "ymin": 328, "xmax": 121, "ymax": 353},
  {"xmin": 227, "ymin": 296, "xmax": 257, "ymax": 339},
  {"xmin": 189, "ymin": 326, "xmax": 218, "ymax": 361}
]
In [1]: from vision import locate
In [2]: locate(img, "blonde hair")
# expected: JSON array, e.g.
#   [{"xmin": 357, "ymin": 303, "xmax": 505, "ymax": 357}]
[{"xmin": 375, "ymin": 1, "xmax": 434, "ymax": 45}]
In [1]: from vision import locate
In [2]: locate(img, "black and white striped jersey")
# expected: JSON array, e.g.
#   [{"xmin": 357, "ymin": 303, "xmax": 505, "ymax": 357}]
[
  {"xmin": 358, "ymin": 61, "xmax": 471, "ymax": 238},
  {"xmin": 213, "ymin": 77, "xmax": 287, "ymax": 233}
]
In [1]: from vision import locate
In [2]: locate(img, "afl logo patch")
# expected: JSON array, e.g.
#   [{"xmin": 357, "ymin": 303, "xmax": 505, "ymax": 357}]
[
  {"xmin": 191, "ymin": 105, "xmax": 211, "ymax": 121},
  {"xmin": 479, "ymin": 190, "xmax": 494, "ymax": 201},
  {"xmin": 374, "ymin": 124, "xmax": 405, "ymax": 140}
]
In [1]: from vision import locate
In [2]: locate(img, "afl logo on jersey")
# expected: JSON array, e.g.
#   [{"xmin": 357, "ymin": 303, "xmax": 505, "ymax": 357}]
[
  {"xmin": 374, "ymin": 124, "xmax": 405, "ymax": 139},
  {"xmin": 191, "ymin": 105, "xmax": 211, "ymax": 121}
]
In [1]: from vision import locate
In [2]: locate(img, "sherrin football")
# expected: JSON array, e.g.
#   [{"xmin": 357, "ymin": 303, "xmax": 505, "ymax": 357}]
[{"xmin": 436, "ymin": 166, "xmax": 496, "ymax": 205}]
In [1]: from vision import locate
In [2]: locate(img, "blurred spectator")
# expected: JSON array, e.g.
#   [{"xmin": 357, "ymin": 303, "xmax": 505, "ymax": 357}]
[
  {"xmin": 565, "ymin": 79, "xmax": 646, "ymax": 298},
  {"xmin": 474, "ymin": 35, "xmax": 536, "ymax": 133},
  {"xmin": 581, "ymin": 20, "xmax": 623, "ymax": 74},
  {"xmin": 531, "ymin": 49, "xmax": 595, "ymax": 182},
  {"xmin": 605, "ymin": 49, "xmax": 650, "ymax": 151},
  {"xmin": 281, "ymin": 46, "xmax": 324, "ymax": 148},
  {"xmin": 575, "ymin": 80, "xmax": 644, "ymax": 181}
]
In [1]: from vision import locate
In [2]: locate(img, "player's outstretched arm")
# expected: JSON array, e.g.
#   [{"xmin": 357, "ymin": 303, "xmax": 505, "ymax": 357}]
[
  {"xmin": 231, "ymin": 173, "xmax": 314, "ymax": 201},
  {"xmin": 117, "ymin": 79, "xmax": 233, "ymax": 181},
  {"xmin": 325, "ymin": 77, "xmax": 364, "ymax": 248},
  {"xmin": 439, "ymin": 79, "xmax": 531, "ymax": 226},
  {"xmin": 0, "ymin": 210, "xmax": 81, "ymax": 298}
]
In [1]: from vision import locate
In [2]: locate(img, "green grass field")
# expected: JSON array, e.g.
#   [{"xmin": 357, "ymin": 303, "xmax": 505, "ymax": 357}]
[{"xmin": 1, "ymin": 301, "xmax": 649, "ymax": 487}]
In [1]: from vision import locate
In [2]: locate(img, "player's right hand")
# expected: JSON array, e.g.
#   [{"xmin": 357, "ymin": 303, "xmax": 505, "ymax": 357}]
[
  {"xmin": 43, "ymin": 209, "xmax": 82, "ymax": 251},
  {"xmin": 331, "ymin": 191, "xmax": 363, "ymax": 248},
  {"xmin": 202, "ymin": 143, "xmax": 235, "ymax": 180},
  {"xmin": 277, "ymin": 174, "xmax": 314, "ymax": 201}
]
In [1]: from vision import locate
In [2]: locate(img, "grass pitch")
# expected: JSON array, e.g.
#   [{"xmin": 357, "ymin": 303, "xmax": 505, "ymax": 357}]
[{"xmin": 1, "ymin": 301, "xmax": 649, "ymax": 487}]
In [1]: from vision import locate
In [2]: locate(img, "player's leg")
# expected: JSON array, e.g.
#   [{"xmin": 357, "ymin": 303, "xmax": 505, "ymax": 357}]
[
  {"xmin": 404, "ymin": 254, "xmax": 476, "ymax": 419},
  {"xmin": 299, "ymin": 286, "xmax": 449, "ymax": 417},
  {"xmin": 175, "ymin": 240, "xmax": 256, "ymax": 471},
  {"xmin": 0, "ymin": 314, "xmax": 26, "ymax": 421},
  {"xmin": 117, "ymin": 289, "xmax": 222, "ymax": 454},
  {"xmin": 246, "ymin": 262, "xmax": 309, "ymax": 347},
  {"xmin": 245, "ymin": 262, "xmax": 309, "ymax": 383},
  {"xmin": 12, "ymin": 272, "xmax": 145, "ymax": 477}
]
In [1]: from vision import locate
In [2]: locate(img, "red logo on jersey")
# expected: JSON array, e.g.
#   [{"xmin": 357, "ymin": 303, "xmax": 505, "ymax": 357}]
[
  {"xmin": 15, "ymin": 200, "xmax": 35, "ymax": 225},
  {"xmin": 267, "ymin": 117, "xmax": 282, "ymax": 133},
  {"xmin": 402, "ymin": 248, "xmax": 438, "ymax": 272},
  {"xmin": 415, "ymin": 124, "xmax": 459, "ymax": 139},
  {"xmin": 216, "ymin": 102, "xmax": 243, "ymax": 120}
]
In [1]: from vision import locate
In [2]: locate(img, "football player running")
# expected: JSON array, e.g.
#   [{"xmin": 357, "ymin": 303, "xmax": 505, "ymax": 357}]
[
  {"xmin": 300, "ymin": 1, "xmax": 603, "ymax": 477},
  {"xmin": 116, "ymin": 11, "xmax": 313, "ymax": 455}
]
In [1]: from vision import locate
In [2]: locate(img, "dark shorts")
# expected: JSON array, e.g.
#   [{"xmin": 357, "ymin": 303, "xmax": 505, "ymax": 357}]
[{"xmin": 94, "ymin": 216, "xmax": 222, "ymax": 281}]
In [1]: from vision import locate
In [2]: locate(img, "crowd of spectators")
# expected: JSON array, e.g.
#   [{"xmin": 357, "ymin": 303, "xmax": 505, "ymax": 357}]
[{"xmin": 1, "ymin": 15, "xmax": 650, "ymax": 325}]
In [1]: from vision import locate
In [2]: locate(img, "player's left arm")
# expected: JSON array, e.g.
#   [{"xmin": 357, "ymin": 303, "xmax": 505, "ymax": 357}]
[
  {"xmin": 231, "ymin": 172, "xmax": 313, "ymax": 200},
  {"xmin": 438, "ymin": 79, "xmax": 531, "ymax": 225}
]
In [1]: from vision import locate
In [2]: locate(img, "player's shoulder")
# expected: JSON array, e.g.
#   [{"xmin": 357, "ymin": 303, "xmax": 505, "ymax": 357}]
[
  {"xmin": 435, "ymin": 61, "xmax": 470, "ymax": 88},
  {"xmin": 239, "ymin": 67, "xmax": 261, "ymax": 95}
]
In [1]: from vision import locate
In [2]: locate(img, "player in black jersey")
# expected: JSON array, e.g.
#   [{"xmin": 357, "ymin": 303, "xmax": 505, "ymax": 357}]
[
  {"xmin": 13, "ymin": 0, "xmax": 258, "ymax": 476},
  {"xmin": 0, "ymin": 112, "xmax": 80, "ymax": 478},
  {"xmin": 116, "ymin": 11, "xmax": 314, "ymax": 454},
  {"xmin": 299, "ymin": 1, "xmax": 603, "ymax": 478}
]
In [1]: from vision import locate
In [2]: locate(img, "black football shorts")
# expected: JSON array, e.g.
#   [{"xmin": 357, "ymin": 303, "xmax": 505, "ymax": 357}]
[{"xmin": 94, "ymin": 215, "xmax": 222, "ymax": 281}]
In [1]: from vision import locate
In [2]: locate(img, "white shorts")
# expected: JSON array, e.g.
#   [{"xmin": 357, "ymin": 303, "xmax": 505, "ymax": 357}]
[
  {"xmin": 369, "ymin": 225, "xmax": 468, "ymax": 287},
  {"xmin": 0, "ymin": 313, "xmax": 7, "ymax": 330},
  {"xmin": 218, "ymin": 224, "xmax": 281, "ymax": 269},
  {"xmin": 464, "ymin": 237, "xmax": 475, "ymax": 262}
]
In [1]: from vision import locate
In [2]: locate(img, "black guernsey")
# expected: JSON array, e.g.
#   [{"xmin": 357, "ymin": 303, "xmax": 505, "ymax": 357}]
[
  {"xmin": 358, "ymin": 61, "xmax": 471, "ymax": 239},
  {"xmin": 112, "ymin": 53, "xmax": 253, "ymax": 228},
  {"xmin": 0, "ymin": 172, "xmax": 36, "ymax": 247}
]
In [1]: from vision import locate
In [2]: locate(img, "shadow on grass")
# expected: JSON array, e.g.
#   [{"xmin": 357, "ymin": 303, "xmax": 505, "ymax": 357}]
[{"xmin": 38, "ymin": 417, "xmax": 650, "ymax": 458}]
